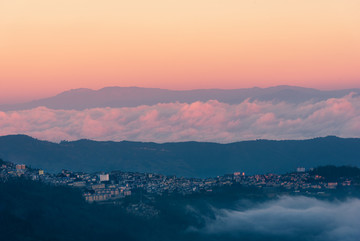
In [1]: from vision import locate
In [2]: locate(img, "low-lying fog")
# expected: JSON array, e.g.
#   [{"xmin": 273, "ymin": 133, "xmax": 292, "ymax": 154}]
[{"xmin": 191, "ymin": 196, "xmax": 360, "ymax": 241}]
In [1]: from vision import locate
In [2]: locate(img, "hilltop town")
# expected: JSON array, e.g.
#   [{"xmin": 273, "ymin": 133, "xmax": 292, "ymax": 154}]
[{"xmin": 1, "ymin": 158, "xmax": 359, "ymax": 207}]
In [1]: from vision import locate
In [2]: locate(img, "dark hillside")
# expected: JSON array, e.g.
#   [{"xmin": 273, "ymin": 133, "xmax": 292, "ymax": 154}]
[{"xmin": 0, "ymin": 135, "xmax": 359, "ymax": 177}]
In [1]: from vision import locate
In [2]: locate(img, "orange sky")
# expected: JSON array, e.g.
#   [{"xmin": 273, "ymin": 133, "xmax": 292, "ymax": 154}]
[{"xmin": 1, "ymin": 0, "xmax": 360, "ymax": 104}]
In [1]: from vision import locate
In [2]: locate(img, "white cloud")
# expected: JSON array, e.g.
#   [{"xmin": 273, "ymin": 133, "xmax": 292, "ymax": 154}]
[
  {"xmin": 195, "ymin": 196, "xmax": 360, "ymax": 241},
  {"xmin": 0, "ymin": 94, "xmax": 360, "ymax": 142}
]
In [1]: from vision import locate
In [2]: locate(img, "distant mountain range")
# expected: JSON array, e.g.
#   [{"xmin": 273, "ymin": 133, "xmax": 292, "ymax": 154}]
[
  {"xmin": 1, "ymin": 86, "xmax": 359, "ymax": 111},
  {"xmin": 0, "ymin": 135, "xmax": 359, "ymax": 177}
]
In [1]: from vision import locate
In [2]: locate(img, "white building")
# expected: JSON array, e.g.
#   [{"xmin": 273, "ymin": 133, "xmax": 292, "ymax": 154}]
[
  {"xmin": 296, "ymin": 167, "xmax": 306, "ymax": 173},
  {"xmin": 99, "ymin": 174, "xmax": 109, "ymax": 182}
]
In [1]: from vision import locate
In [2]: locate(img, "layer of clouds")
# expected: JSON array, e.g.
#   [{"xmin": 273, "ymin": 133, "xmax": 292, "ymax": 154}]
[
  {"xmin": 195, "ymin": 196, "xmax": 360, "ymax": 241},
  {"xmin": 1, "ymin": 94, "xmax": 360, "ymax": 142}
]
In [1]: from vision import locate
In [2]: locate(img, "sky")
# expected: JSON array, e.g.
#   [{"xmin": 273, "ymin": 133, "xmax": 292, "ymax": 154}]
[{"xmin": 1, "ymin": 0, "xmax": 360, "ymax": 104}]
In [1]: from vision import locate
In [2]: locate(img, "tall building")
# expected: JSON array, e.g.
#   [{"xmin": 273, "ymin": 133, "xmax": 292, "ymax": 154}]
[
  {"xmin": 99, "ymin": 174, "xmax": 109, "ymax": 182},
  {"xmin": 16, "ymin": 164, "xmax": 26, "ymax": 170}
]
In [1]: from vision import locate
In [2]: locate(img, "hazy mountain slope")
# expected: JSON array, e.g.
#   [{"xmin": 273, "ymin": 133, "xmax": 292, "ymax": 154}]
[
  {"xmin": 1, "ymin": 86, "xmax": 359, "ymax": 111},
  {"xmin": 0, "ymin": 135, "xmax": 359, "ymax": 177}
]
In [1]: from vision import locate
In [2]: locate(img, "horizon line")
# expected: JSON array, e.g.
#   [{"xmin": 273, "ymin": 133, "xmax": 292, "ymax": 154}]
[
  {"xmin": 2, "ymin": 84, "xmax": 360, "ymax": 106},
  {"xmin": 0, "ymin": 133, "xmax": 350, "ymax": 145}
]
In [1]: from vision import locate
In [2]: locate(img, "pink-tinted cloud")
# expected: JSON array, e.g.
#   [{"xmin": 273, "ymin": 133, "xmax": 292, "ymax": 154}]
[{"xmin": 0, "ymin": 95, "xmax": 360, "ymax": 143}]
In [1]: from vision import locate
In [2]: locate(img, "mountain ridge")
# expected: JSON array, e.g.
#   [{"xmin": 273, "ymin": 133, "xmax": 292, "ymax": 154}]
[
  {"xmin": 1, "ymin": 85, "xmax": 359, "ymax": 111},
  {"xmin": 0, "ymin": 134, "xmax": 359, "ymax": 177}
]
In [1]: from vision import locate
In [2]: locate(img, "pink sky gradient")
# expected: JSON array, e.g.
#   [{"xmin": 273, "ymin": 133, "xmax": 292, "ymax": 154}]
[{"xmin": 1, "ymin": 0, "xmax": 360, "ymax": 104}]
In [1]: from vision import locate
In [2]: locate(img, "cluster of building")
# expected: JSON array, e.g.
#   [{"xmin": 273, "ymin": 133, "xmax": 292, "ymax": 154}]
[
  {"xmin": 1, "ymin": 160, "xmax": 359, "ymax": 205},
  {"xmin": 0, "ymin": 162, "xmax": 46, "ymax": 180},
  {"xmin": 241, "ymin": 172, "xmax": 350, "ymax": 191}
]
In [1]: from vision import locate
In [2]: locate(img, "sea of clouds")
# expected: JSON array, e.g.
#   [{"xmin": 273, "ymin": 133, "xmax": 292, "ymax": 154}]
[
  {"xmin": 0, "ymin": 94, "xmax": 360, "ymax": 142},
  {"xmin": 194, "ymin": 196, "xmax": 360, "ymax": 241}
]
